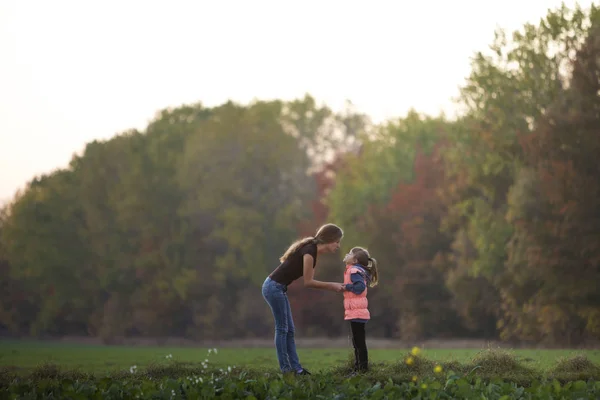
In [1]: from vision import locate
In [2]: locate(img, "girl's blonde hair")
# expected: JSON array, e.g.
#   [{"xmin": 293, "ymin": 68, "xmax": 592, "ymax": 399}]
[
  {"xmin": 349, "ymin": 246, "xmax": 379, "ymax": 287},
  {"xmin": 280, "ymin": 223, "xmax": 343, "ymax": 262}
]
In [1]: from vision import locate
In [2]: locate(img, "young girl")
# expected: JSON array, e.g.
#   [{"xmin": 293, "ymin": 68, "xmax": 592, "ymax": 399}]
[
  {"xmin": 342, "ymin": 246, "xmax": 379, "ymax": 373},
  {"xmin": 262, "ymin": 223, "xmax": 345, "ymax": 375}
]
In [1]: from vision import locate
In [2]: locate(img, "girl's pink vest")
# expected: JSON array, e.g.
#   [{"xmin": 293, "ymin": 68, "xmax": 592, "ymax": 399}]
[{"xmin": 343, "ymin": 265, "xmax": 370, "ymax": 320}]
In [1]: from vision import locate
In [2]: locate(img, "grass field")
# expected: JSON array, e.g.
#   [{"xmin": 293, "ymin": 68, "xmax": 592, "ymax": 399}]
[
  {"xmin": 2, "ymin": 340, "xmax": 600, "ymax": 398},
  {"xmin": 2, "ymin": 339, "xmax": 600, "ymax": 373}
]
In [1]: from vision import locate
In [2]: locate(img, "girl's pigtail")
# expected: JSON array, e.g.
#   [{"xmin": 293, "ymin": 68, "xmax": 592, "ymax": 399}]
[{"xmin": 367, "ymin": 257, "xmax": 379, "ymax": 287}]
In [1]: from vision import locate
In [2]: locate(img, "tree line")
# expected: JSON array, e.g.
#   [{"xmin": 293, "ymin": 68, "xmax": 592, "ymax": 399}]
[{"xmin": 1, "ymin": 4, "xmax": 599, "ymax": 346}]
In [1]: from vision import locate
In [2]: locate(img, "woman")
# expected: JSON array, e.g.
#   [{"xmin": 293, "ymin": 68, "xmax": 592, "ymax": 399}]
[{"xmin": 262, "ymin": 223, "xmax": 345, "ymax": 375}]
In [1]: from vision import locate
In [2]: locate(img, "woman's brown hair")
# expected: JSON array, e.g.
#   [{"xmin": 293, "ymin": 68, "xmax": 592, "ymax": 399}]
[{"xmin": 279, "ymin": 223, "xmax": 344, "ymax": 262}]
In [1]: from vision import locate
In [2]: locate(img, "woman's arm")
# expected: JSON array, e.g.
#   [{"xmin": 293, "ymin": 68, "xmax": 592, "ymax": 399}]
[{"xmin": 302, "ymin": 254, "xmax": 344, "ymax": 292}]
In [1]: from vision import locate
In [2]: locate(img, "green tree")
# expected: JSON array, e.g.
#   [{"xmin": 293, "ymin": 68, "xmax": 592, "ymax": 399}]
[
  {"xmin": 177, "ymin": 100, "xmax": 314, "ymax": 338},
  {"xmin": 325, "ymin": 112, "xmax": 455, "ymax": 338},
  {"xmin": 502, "ymin": 23, "xmax": 600, "ymax": 344},
  {"xmin": 1, "ymin": 170, "xmax": 91, "ymax": 336},
  {"xmin": 441, "ymin": 3, "xmax": 600, "ymax": 340},
  {"xmin": 327, "ymin": 110, "xmax": 446, "ymax": 250}
]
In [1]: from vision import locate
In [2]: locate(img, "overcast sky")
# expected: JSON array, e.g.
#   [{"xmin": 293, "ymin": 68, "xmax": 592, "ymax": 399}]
[{"xmin": 0, "ymin": 0, "xmax": 593, "ymax": 202}]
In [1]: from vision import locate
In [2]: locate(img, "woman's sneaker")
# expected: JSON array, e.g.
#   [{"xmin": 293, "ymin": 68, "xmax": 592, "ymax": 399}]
[{"xmin": 296, "ymin": 368, "xmax": 311, "ymax": 375}]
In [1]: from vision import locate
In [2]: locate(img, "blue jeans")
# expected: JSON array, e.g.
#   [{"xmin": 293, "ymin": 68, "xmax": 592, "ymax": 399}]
[{"xmin": 262, "ymin": 277, "xmax": 302, "ymax": 373}]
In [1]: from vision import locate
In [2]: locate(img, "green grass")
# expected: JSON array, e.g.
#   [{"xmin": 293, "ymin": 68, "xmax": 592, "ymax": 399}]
[
  {"xmin": 1, "ymin": 339, "xmax": 600, "ymax": 374},
  {"xmin": 1, "ymin": 341, "xmax": 600, "ymax": 398}
]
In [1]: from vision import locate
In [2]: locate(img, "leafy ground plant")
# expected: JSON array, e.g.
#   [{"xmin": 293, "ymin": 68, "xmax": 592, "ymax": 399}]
[
  {"xmin": 1, "ymin": 370, "xmax": 600, "ymax": 399},
  {"xmin": 1, "ymin": 348, "xmax": 600, "ymax": 399}
]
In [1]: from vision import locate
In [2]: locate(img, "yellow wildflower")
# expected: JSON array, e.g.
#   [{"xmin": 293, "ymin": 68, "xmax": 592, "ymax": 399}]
[
  {"xmin": 412, "ymin": 375, "xmax": 418, "ymax": 382},
  {"xmin": 434, "ymin": 365, "xmax": 443, "ymax": 374},
  {"xmin": 406, "ymin": 356, "xmax": 414, "ymax": 366},
  {"xmin": 411, "ymin": 346, "xmax": 421, "ymax": 356}
]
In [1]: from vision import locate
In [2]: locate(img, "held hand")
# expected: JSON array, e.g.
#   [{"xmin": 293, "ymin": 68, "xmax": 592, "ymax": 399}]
[
  {"xmin": 329, "ymin": 282, "xmax": 341, "ymax": 292},
  {"xmin": 337, "ymin": 283, "xmax": 345, "ymax": 293}
]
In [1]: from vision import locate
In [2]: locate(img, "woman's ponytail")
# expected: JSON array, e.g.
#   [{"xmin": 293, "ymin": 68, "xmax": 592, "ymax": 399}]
[{"xmin": 279, "ymin": 237, "xmax": 315, "ymax": 262}]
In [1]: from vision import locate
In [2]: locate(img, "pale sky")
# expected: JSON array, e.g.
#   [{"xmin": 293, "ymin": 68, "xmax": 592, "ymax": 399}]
[{"xmin": 0, "ymin": 0, "xmax": 593, "ymax": 202}]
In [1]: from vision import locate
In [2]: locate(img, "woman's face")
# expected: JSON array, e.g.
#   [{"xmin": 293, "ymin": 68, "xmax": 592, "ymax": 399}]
[{"xmin": 325, "ymin": 239, "xmax": 341, "ymax": 253}]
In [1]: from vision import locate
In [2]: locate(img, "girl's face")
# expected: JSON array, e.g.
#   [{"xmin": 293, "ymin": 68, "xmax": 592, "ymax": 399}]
[{"xmin": 343, "ymin": 251, "xmax": 356, "ymax": 264}]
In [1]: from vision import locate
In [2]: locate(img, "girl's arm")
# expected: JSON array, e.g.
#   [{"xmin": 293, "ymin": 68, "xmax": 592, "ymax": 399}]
[
  {"xmin": 344, "ymin": 273, "xmax": 366, "ymax": 294},
  {"xmin": 302, "ymin": 254, "xmax": 344, "ymax": 292}
]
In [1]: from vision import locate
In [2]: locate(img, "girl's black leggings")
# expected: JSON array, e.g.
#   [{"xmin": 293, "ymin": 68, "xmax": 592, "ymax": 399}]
[{"xmin": 350, "ymin": 321, "xmax": 368, "ymax": 371}]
